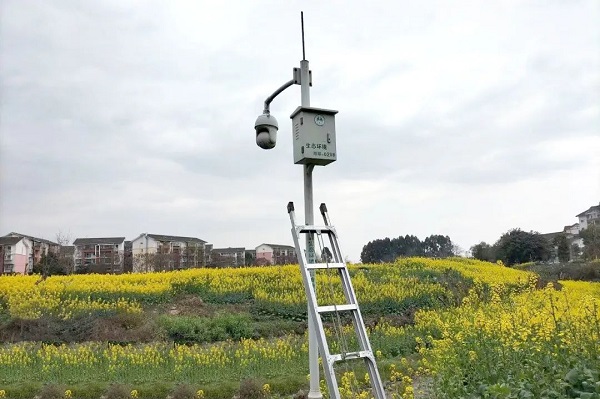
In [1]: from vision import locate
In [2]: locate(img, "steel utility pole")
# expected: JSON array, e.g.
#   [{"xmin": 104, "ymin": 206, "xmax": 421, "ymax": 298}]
[{"xmin": 254, "ymin": 12, "xmax": 342, "ymax": 398}]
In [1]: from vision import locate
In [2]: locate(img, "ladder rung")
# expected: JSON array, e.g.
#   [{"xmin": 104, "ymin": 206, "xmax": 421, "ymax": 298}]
[
  {"xmin": 329, "ymin": 350, "xmax": 372, "ymax": 363},
  {"xmin": 306, "ymin": 262, "xmax": 346, "ymax": 270},
  {"xmin": 317, "ymin": 304, "xmax": 357, "ymax": 313},
  {"xmin": 298, "ymin": 225, "xmax": 334, "ymax": 234}
]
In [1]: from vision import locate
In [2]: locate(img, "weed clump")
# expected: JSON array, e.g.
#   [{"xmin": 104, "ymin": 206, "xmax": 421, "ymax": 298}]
[
  {"xmin": 105, "ymin": 384, "xmax": 131, "ymax": 399},
  {"xmin": 171, "ymin": 384, "xmax": 196, "ymax": 399},
  {"xmin": 38, "ymin": 384, "xmax": 66, "ymax": 399},
  {"xmin": 238, "ymin": 379, "xmax": 266, "ymax": 399}
]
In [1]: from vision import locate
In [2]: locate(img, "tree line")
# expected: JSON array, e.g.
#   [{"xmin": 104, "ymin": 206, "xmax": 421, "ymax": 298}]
[
  {"xmin": 360, "ymin": 234, "xmax": 456, "ymax": 263},
  {"xmin": 471, "ymin": 225, "xmax": 599, "ymax": 265},
  {"xmin": 360, "ymin": 224, "xmax": 600, "ymax": 266}
]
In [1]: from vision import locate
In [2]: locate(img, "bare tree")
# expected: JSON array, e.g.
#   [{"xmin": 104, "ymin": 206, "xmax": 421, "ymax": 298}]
[
  {"xmin": 56, "ymin": 231, "xmax": 75, "ymax": 274},
  {"xmin": 55, "ymin": 231, "xmax": 71, "ymax": 247},
  {"xmin": 182, "ymin": 242, "xmax": 205, "ymax": 269}
]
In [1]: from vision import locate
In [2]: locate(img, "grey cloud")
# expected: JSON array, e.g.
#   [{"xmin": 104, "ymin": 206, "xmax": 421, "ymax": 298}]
[{"xmin": 1, "ymin": 0, "xmax": 598, "ymax": 259}]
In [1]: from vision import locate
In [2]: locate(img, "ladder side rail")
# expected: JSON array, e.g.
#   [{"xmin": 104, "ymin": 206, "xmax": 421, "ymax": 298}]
[
  {"xmin": 288, "ymin": 204, "xmax": 342, "ymax": 398},
  {"xmin": 319, "ymin": 228, "xmax": 372, "ymax": 355},
  {"xmin": 319, "ymin": 203, "xmax": 332, "ymax": 226},
  {"xmin": 322, "ymin": 224, "xmax": 388, "ymax": 398},
  {"xmin": 327, "ymin": 228, "xmax": 344, "ymax": 264},
  {"xmin": 292, "ymin": 227, "xmax": 342, "ymax": 398},
  {"xmin": 363, "ymin": 355, "xmax": 387, "ymax": 398}
]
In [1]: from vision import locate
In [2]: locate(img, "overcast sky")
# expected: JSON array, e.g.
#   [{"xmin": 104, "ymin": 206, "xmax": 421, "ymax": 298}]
[{"xmin": 1, "ymin": 1, "xmax": 598, "ymax": 261}]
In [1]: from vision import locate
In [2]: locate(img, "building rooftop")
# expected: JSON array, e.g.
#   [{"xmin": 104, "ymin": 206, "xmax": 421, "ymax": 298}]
[
  {"xmin": 0, "ymin": 236, "xmax": 24, "ymax": 246},
  {"xmin": 576, "ymin": 203, "xmax": 600, "ymax": 217},
  {"xmin": 212, "ymin": 247, "xmax": 245, "ymax": 253},
  {"xmin": 73, "ymin": 237, "xmax": 126, "ymax": 245},
  {"xmin": 3, "ymin": 232, "xmax": 58, "ymax": 246},
  {"xmin": 259, "ymin": 243, "xmax": 296, "ymax": 250},
  {"xmin": 541, "ymin": 232, "xmax": 562, "ymax": 241},
  {"xmin": 146, "ymin": 234, "xmax": 206, "ymax": 244}
]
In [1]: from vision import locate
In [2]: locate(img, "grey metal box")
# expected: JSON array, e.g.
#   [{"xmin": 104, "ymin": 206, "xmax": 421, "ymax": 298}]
[{"xmin": 290, "ymin": 106, "xmax": 338, "ymax": 165}]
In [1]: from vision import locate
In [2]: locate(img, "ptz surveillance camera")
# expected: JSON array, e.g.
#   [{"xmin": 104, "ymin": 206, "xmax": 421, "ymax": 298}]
[{"xmin": 255, "ymin": 113, "xmax": 278, "ymax": 149}]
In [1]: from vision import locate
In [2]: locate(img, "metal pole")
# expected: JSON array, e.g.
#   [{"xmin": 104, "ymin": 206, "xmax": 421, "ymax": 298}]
[{"xmin": 301, "ymin": 59, "xmax": 322, "ymax": 399}]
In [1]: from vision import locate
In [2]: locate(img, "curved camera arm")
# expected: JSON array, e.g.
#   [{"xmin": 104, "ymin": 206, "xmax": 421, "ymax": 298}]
[{"xmin": 263, "ymin": 79, "xmax": 296, "ymax": 115}]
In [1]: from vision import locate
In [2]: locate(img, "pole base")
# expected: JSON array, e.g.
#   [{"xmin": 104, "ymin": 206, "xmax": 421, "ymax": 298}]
[{"xmin": 307, "ymin": 391, "xmax": 323, "ymax": 399}]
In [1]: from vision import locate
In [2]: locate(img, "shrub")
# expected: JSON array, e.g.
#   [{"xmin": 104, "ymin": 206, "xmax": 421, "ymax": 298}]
[
  {"xmin": 171, "ymin": 384, "xmax": 196, "ymax": 399},
  {"xmin": 238, "ymin": 379, "xmax": 266, "ymax": 399},
  {"xmin": 105, "ymin": 384, "xmax": 131, "ymax": 399},
  {"xmin": 159, "ymin": 313, "xmax": 253, "ymax": 343},
  {"xmin": 293, "ymin": 390, "xmax": 308, "ymax": 399},
  {"xmin": 38, "ymin": 384, "xmax": 66, "ymax": 399}
]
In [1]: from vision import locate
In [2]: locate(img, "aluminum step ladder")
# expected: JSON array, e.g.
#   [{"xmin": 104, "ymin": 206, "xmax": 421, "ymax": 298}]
[{"xmin": 287, "ymin": 202, "xmax": 386, "ymax": 399}]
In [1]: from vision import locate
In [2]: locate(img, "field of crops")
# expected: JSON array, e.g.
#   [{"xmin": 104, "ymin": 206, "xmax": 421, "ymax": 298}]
[{"xmin": 0, "ymin": 258, "xmax": 598, "ymax": 398}]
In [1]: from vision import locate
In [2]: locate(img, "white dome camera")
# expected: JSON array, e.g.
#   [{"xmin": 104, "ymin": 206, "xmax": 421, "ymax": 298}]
[{"xmin": 255, "ymin": 113, "xmax": 278, "ymax": 149}]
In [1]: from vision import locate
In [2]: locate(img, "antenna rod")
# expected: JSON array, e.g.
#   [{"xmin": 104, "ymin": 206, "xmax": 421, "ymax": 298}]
[{"xmin": 301, "ymin": 11, "xmax": 306, "ymax": 60}]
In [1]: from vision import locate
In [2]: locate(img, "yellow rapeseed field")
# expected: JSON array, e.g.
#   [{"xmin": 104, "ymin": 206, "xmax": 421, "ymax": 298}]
[{"xmin": 0, "ymin": 258, "xmax": 598, "ymax": 398}]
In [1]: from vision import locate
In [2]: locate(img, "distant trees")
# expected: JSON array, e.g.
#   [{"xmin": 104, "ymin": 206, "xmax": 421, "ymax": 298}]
[
  {"xmin": 133, "ymin": 243, "xmax": 206, "ymax": 272},
  {"xmin": 55, "ymin": 231, "xmax": 75, "ymax": 274},
  {"xmin": 422, "ymin": 235, "xmax": 454, "ymax": 258},
  {"xmin": 273, "ymin": 253, "xmax": 297, "ymax": 265},
  {"xmin": 470, "ymin": 225, "xmax": 600, "ymax": 265},
  {"xmin": 208, "ymin": 252, "xmax": 230, "ymax": 267},
  {"xmin": 360, "ymin": 234, "xmax": 456, "ymax": 263},
  {"xmin": 553, "ymin": 234, "xmax": 571, "ymax": 263},
  {"xmin": 33, "ymin": 252, "xmax": 66, "ymax": 276},
  {"xmin": 494, "ymin": 229, "xmax": 551, "ymax": 265},
  {"xmin": 571, "ymin": 243, "xmax": 582, "ymax": 260},
  {"xmin": 134, "ymin": 252, "xmax": 178, "ymax": 272},
  {"xmin": 470, "ymin": 242, "xmax": 495, "ymax": 262},
  {"xmin": 580, "ymin": 224, "xmax": 600, "ymax": 260},
  {"xmin": 470, "ymin": 229, "xmax": 552, "ymax": 266}
]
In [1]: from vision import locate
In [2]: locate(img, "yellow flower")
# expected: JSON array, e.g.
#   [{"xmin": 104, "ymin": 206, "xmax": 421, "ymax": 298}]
[
  {"xmin": 130, "ymin": 389, "xmax": 139, "ymax": 398},
  {"xmin": 196, "ymin": 389, "xmax": 205, "ymax": 399},
  {"xmin": 0, "ymin": 390, "xmax": 6, "ymax": 398},
  {"xmin": 262, "ymin": 383, "xmax": 271, "ymax": 394},
  {"xmin": 64, "ymin": 390, "xmax": 72, "ymax": 398}
]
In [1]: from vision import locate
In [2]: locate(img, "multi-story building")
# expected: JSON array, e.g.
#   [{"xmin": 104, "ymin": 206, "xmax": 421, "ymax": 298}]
[
  {"xmin": 73, "ymin": 237, "xmax": 125, "ymax": 274},
  {"xmin": 0, "ymin": 236, "xmax": 28, "ymax": 274},
  {"xmin": 255, "ymin": 244, "xmax": 297, "ymax": 265},
  {"xmin": 1, "ymin": 233, "xmax": 59, "ymax": 274},
  {"xmin": 563, "ymin": 223, "xmax": 580, "ymax": 236},
  {"xmin": 552, "ymin": 202, "xmax": 600, "ymax": 261},
  {"xmin": 130, "ymin": 233, "xmax": 209, "ymax": 272},
  {"xmin": 210, "ymin": 247, "xmax": 246, "ymax": 267},
  {"xmin": 576, "ymin": 203, "xmax": 600, "ymax": 231}
]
